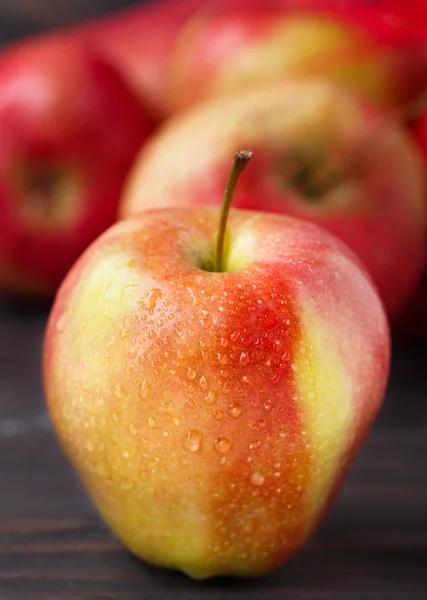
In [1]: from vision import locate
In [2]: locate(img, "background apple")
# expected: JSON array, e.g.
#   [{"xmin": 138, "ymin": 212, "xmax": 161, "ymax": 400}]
[
  {"xmin": 0, "ymin": 34, "xmax": 156, "ymax": 298},
  {"xmin": 74, "ymin": 0, "xmax": 209, "ymax": 120},
  {"xmin": 163, "ymin": 0, "xmax": 427, "ymax": 115},
  {"xmin": 44, "ymin": 195, "xmax": 390, "ymax": 579},
  {"xmin": 121, "ymin": 79, "xmax": 426, "ymax": 318}
]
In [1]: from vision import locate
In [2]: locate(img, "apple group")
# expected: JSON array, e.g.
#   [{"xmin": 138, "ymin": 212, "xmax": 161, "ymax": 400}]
[{"xmin": 0, "ymin": 0, "xmax": 425, "ymax": 582}]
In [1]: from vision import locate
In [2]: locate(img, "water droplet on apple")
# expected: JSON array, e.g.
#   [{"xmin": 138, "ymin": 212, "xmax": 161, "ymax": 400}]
[
  {"xmin": 113, "ymin": 385, "xmax": 125, "ymax": 399},
  {"xmin": 227, "ymin": 403, "xmax": 242, "ymax": 419},
  {"xmin": 147, "ymin": 417, "xmax": 157, "ymax": 428},
  {"xmin": 140, "ymin": 288, "xmax": 163, "ymax": 314},
  {"xmin": 186, "ymin": 367, "xmax": 197, "ymax": 381},
  {"xmin": 204, "ymin": 391, "xmax": 217, "ymax": 405},
  {"xmin": 249, "ymin": 440, "xmax": 261, "ymax": 450},
  {"xmin": 201, "ymin": 309, "xmax": 209, "ymax": 318},
  {"xmin": 55, "ymin": 315, "xmax": 65, "ymax": 333},
  {"xmin": 199, "ymin": 376, "xmax": 208, "ymax": 391},
  {"xmin": 239, "ymin": 352, "xmax": 250, "ymax": 366},
  {"xmin": 121, "ymin": 478, "xmax": 134, "ymax": 490},
  {"xmin": 214, "ymin": 410, "xmax": 224, "ymax": 420},
  {"xmin": 214, "ymin": 437, "xmax": 232, "ymax": 454},
  {"xmin": 112, "ymin": 411, "xmax": 120, "ymax": 421},
  {"xmin": 173, "ymin": 416, "xmax": 182, "ymax": 427},
  {"xmin": 139, "ymin": 379, "xmax": 150, "ymax": 399},
  {"xmin": 258, "ymin": 419, "xmax": 267, "ymax": 428},
  {"xmin": 129, "ymin": 423, "xmax": 138, "ymax": 435},
  {"xmin": 250, "ymin": 473, "xmax": 265, "ymax": 486},
  {"xmin": 124, "ymin": 365, "xmax": 133, "ymax": 376},
  {"xmin": 217, "ymin": 353, "xmax": 228, "ymax": 365},
  {"xmin": 183, "ymin": 429, "xmax": 203, "ymax": 452}
]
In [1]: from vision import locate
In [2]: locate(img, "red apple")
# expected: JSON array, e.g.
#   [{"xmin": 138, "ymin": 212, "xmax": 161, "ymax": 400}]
[
  {"xmin": 359, "ymin": 0, "xmax": 427, "ymax": 26},
  {"xmin": 163, "ymin": 0, "xmax": 427, "ymax": 115},
  {"xmin": 74, "ymin": 0, "xmax": 208, "ymax": 120},
  {"xmin": 121, "ymin": 79, "xmax": 426, "ymax": 318},
  {"xmin": 44, "ymin": 152, "xmax": 390, "ymax": 578},
  {"xmin": 0, "ymin": 35, "xmax": 156, "ymax": 298}
]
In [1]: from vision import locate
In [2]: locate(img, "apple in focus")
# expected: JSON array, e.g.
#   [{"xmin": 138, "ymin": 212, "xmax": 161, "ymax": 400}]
[
  {"xmin": 0, "ymin": 35, "xmax": 156, "ymax": 298},
  {"xmin": 163, "ymin": 0, "xmax": 427, "ymax": 115},
  {"xmin": 121, "ymin": 79, "xmax": 426, "ymax": 318},
  {"xmin": 44, "ymin": 185, "xmax": 390, "ymax": 578}
]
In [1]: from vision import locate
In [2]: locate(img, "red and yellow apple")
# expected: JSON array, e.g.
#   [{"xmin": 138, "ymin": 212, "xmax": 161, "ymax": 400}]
[
  {"xmin": 163, "ymin": 0, "xmax": 427, "ymax": 115},
  {"xmin": 121, "ymin": 79, "xmax": 426, "ymax": 318},
  {"xmin": 0, "ymin": 35, "xmax": 156, "ymax": 298},
  {"xmin": 44, "ymin": 188, "xmax": 390, "ymax": 578}
]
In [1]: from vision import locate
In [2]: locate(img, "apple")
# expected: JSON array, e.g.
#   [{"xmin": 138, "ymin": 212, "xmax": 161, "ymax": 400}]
[
  {"xmin": 163, "ymin": 0, "xmax": 427, "ymax": 115},
  {"xmin": 75, "ymin": 0, "xmax": 271, "ymax": 120},
  {"xmin": 360, "ymin": 0, "xmax": 427, "ymax": 26},
  {"xmin": 44, "ymin": 151, "xmax": 390, "ymax": 579},
  {"xmin": 0, "ymin": 35, "xmax": 156, "ymax": 298},
  {"xmin": 75, "ymin": 0, "xmax": 209, "ymax": 120},
  {"xmin": 121, "ymin": 79, "xmax": 426, "ymax": 318}
]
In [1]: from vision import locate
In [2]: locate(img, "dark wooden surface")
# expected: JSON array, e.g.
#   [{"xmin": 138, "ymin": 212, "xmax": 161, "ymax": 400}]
[
  {"xmin": 1, "ymin": 0, "xmax": 427, "ymax": 598},
  {"xmin": 1, "ymin": 301, "xmax": 427, "ymax": 600}
]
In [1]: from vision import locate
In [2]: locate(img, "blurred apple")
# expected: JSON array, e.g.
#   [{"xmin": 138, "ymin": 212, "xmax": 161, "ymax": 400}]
[
  {"xmin": 121, "ymin": 79, "xmax": 426, "ymax": 318},
  {"xmin": 44, "ymin": 170, "xmax": 390, "ymax": 578},
  {"xmin": 163, "ymin": 0, "xmax": 427, "ymax": 115},
  {"xmin": 0, "ymin": 35, "xmax": 156, "ymax": 298},
  {"xmin": 75, "ymin": 0, "xmax": 209, "ymax": 120}
]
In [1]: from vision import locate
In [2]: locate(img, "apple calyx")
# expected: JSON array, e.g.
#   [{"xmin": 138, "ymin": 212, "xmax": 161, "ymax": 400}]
[
  {"xmin": 9, "ymin": 158, "xmax": 81, "ymax": 229},
  {"xmin": 306, "ymin": 87, "xmax": 427, "ymax": 197},
  {"xmin": 214, "ymin": 149, "xmax": 252, "ymax": 273}
]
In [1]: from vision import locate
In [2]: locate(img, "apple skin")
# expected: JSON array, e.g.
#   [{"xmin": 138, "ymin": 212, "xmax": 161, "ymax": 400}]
[
  {"xmin": 44, "ymin": 206, "xmax": 390, "ymax": 579},
  {"xmin": 75, "ymin": 0, "xmax": 209, "ymax": 120},
  {"xmin": 163, "ymin": 0, "xmax": 427, "ymax": 115},
  {"xmin": 0, "ymin": 35, "xmax": 156, "ymax": 298},
  {"xmin": 121, "ymin": 80, "xmax": 426, "ymax": 318},
  {"xmin": 76, "ymin": 0, "xmax": 270, "ymax": 120}
]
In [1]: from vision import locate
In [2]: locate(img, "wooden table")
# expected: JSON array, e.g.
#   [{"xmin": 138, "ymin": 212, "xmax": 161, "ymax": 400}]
[{"xmin": 1, "ymin": 299, "xmax": 426, "ymax": 600}]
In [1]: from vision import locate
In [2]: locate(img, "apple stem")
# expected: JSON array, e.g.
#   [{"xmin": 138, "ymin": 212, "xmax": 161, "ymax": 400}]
[
  {"xmin": 215, "ymin": 150, "xmax": 252, "ymax": 273},
  {"xmin": 308, "ymin": 88, "xmax": 427, "ymax": 196}
]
